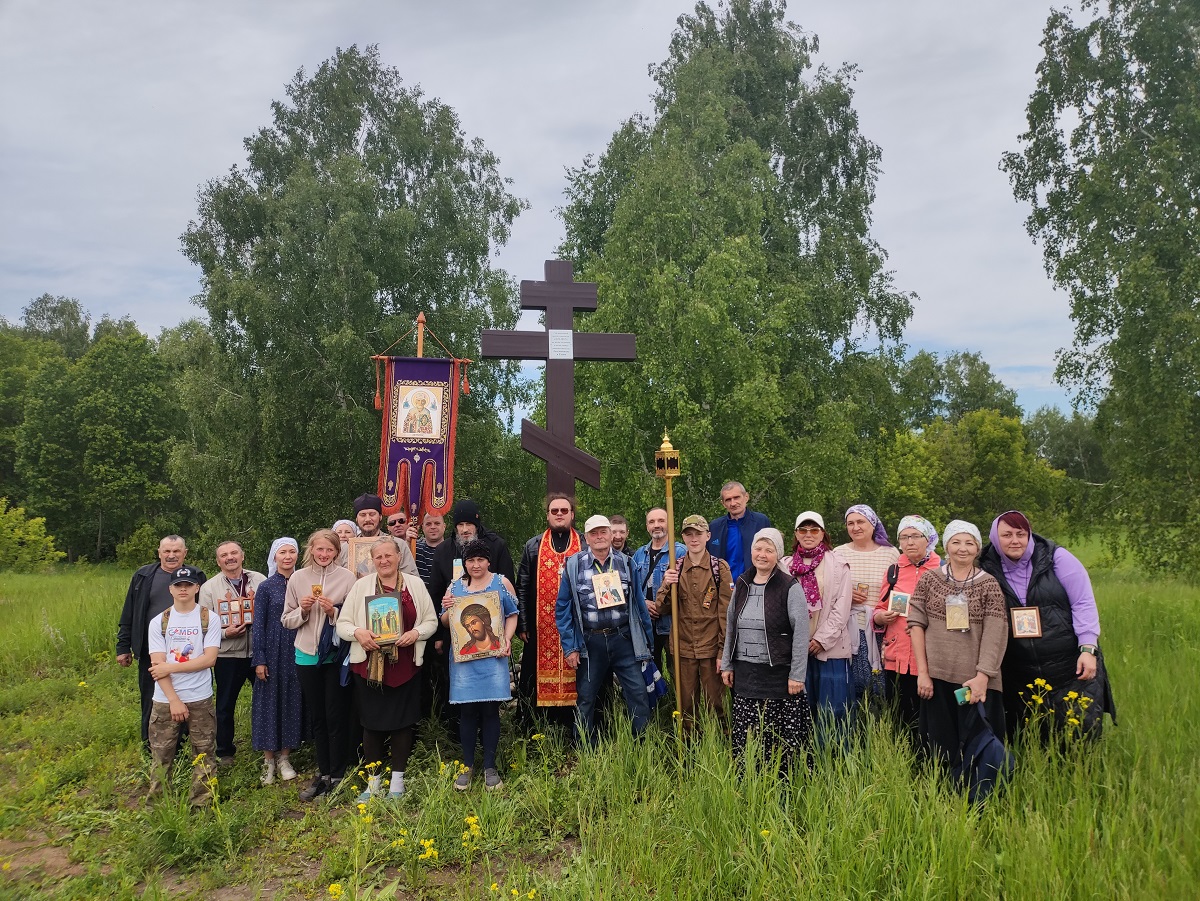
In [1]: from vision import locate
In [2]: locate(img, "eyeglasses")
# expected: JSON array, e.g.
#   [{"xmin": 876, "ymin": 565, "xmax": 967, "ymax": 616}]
[
  {"xmin": 795, "ymin": 527, "xmax": 823, "ymax": 535},
  {"xmin": 388, "ymin": 519, "xmax": 406, "ymax": 527},
  {"xmin": 548, "ymin": 507, "xmax": 572, "ymax": 515},
  {"xmin": 898, "ymin": 534, "xmax": 926, "ymax": 544}
]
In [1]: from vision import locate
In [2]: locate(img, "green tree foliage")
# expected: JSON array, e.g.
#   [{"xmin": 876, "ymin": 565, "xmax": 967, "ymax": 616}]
[
  {"xmin": 19, "ymin": 294, "xmax": 91, "ymax": 360},
  {"xmin": 1001, "ymin": 0, "xmax": 1200, "ymax": 568},
  {"xmin": 177, "ymin": 45, "xmax": 529, "ymax": 557},
  {"xmin": 0, "ymin": 329, "xmax": 65, "ymax": 502},
  {"xmin": 15, "ymin": 331, "xmax": 176, "ymax": 560},
  {"xmin": 898, "ymin": 350, "xmax": 1022, "ymax": 428},
  {"xmin": 1024, "ymin": 406, "xmax": 1107, "ymax": 484},
  {"xmin": 558, "ymin": 0, "xmax": 913, "ymax": 528},
  {"xmin": 0, "ymin": 498, "xmax": 65, "ymax": 571},
  {"xmin": 875, "ymin": 410, "xmax": 1069, "ymax": 534}
]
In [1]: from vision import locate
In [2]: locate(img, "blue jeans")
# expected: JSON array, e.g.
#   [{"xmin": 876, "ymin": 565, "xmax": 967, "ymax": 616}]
[{"xmin": 575, "ymin": 628, "xmax": 651, "ymax": 746}]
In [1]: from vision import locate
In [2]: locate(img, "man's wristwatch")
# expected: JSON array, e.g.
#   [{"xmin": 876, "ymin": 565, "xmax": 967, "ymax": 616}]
[{"xmin": 1079, "ymin": 644, "xmax": 1098, "ymax": 655}]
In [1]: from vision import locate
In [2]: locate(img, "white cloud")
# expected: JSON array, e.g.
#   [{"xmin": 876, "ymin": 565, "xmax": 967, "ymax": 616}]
[{"xmin": 1, "ymin": 0, "xmax": 1075, "ymax": 409}]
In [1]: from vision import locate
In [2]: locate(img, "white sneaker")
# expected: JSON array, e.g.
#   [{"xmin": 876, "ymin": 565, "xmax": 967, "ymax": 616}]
[
  {"xmin": 278, "ymin": 758, "xmax": 297, "ymax": 781},
  {"xmin": 261, "ymin": 760, "xmax": 276, "ymax": 785}
]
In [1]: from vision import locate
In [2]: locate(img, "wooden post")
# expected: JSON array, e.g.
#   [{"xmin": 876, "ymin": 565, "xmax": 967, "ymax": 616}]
[{"xmin": 655, "ymin": 434, "xmax": 683, "ymax": 717}]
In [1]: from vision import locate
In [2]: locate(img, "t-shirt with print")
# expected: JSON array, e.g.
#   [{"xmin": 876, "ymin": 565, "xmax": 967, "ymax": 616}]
[{"xmin": 147, "ymin": 605, "xmax": 223, "ymax": 704}]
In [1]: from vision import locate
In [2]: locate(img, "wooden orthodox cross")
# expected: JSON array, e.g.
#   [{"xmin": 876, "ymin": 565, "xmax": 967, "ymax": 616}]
[{"xmin": 481, "ymin": 260, "xmax": 636, "ymax": 496}]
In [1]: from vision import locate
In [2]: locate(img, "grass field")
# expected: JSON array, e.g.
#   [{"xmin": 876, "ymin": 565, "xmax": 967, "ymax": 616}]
[{"xmin": 0, "ymin": 558, "xmax": 1196, "ymax": 900}]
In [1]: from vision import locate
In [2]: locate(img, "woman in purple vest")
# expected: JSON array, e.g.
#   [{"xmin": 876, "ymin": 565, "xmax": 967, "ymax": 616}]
[{"xmin": 979, "ymin": 511, "xmax": 1116, "ymax": 742}]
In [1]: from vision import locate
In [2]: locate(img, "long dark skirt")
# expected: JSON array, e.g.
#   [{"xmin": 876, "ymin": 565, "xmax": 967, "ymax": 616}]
[
  {"xmin": 919, "ymin": 678, "xmax": 1006, "ymax": 769},
  {"xmin": 731, "ymin": 693, "xmax": 814, "ymax": 775},
  {"xmin": 354, "ymin": 673, "xmax": 421, "ymax": 733}
]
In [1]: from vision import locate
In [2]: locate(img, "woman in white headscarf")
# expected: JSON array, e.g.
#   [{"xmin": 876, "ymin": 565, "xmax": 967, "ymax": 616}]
[
  {"xmin": 908, "ymin": 520, "xmax": 1009, "ymax": 769},
  {"xmin": 332, "ymin": 519, "xmax": 360, "ymax": 568},
  {"xmin": 251, "ymin": 538, "xmax": 304, "ymax": 785},
  {"xmin": 873, "ymin": 516, "xmax": 941, "ymax": 736},
  {"xmin": 720, "ymin": 528, "xmax": 814, "ymax": 773}
]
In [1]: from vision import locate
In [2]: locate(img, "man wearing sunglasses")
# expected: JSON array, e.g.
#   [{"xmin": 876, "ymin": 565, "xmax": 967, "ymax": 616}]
[{"xmin": 515, "ymin": 494, "xmax": 583, "ymax": 732}]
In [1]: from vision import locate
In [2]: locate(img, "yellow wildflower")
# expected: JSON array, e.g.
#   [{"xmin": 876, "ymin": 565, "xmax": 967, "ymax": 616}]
[
  {"xmin": 1032, "ymin": 696, "xmax": 1044, "ymax": 705},
  {"xmin": 760, "ymin": 829, "xmax": 770, "ymax": 838},
  {"xmin": 671, "ymin": 710, "xmax": 681, "ymax": 719},
  {"xmin": 531, "ymin": 733, "xmax": 545, "ymax": 741},
  {"xmin": 192, "ymin": 752, "xmax": 207, "ymax": 766},
  {"xmin": 399, "ymin": 828, "xmax": 409, "ymax": 836},
  {"xmin": 528, "ymin": 891, "xmax": 538, "ymax": 899},
  {"xmin": 2, "ymin": 862, "xmax": 10, "ymax": 872},
  {"xmin": 328, "ymin": 884, "xmax": 344, "ymax": 899},
  {"xmin": 1067, "ymin": 717, "xmax": 1080, "ymax": 726},
  {"xmin": 512, "ymin": 891, "xmax": 519, "ymax": 897},
  {"xmin": 357, "ymin": 803, "xmax": 367, "ymax": 814},
  {"xmin": 77, "ymin": 681, "xmax": 87, "ymax": 687},
  {"xmin": 1065, "ymin": 691, "xmax": 1079, "ymax": 701},
  {"xmin": 491, "ymin": 884, "xmax": 500, "ymax": 892}
]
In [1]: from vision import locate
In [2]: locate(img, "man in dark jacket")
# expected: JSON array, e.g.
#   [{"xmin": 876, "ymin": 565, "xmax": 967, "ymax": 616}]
[
  {"xmin": 706, "ymin": 481, "xmax": 771, "ymax": 584},
  {"xmin": 116, "ymin": 535, "xmax": 207, "ymax": 747},
  {"xmin": 515, "ymin": 493, "xmax": 582, "ymax": 730}
]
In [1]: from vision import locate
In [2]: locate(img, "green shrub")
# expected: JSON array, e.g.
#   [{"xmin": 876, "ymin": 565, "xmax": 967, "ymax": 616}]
[
  {"xmin": 115, "ymin": 523, "xmax": 160, "ymax": 570},
  {"xmin": 0, "ymin": 497, "xmax": 65, "ymax": 571}
]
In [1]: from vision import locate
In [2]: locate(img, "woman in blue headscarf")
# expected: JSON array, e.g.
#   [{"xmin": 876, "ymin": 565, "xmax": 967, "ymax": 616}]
[{"xmin": 835, "ymin": 505, "xmax": 899, "ymax": 701}]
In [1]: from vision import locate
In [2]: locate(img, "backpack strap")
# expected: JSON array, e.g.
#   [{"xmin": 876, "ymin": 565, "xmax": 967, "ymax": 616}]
[
  {"xmin": 161, "ymin": 606, "xmax": 210, "ymax": 637},
  {"xmin": 883, "ymin": 563, "xmax": 899, "ymax": 603}
]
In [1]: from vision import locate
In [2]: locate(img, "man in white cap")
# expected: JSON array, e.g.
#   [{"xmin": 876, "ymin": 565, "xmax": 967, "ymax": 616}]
[{"xmin": 555, "ymin": 514, "xmax": 654, "ymax": 745}]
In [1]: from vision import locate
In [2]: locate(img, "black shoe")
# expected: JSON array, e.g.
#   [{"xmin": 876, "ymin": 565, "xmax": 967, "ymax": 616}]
[{"xmin": 299, "ymin": 776, "xmax": 330, "ymax": 802}]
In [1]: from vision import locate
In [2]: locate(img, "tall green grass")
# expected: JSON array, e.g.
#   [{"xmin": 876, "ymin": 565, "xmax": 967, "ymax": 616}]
[
  {"xmin": 0, "ymin": 564, "xmax": 1195, "ymax": 899},
  {"xmin": 0, "ymin": 566, "xmax": 129, "ymax": 688}
]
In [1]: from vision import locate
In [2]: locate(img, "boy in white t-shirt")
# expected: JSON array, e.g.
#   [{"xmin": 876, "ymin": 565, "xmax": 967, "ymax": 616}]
[{"xmin": 146, "ymin": 565, "xmax": 222, "ymax": 805}]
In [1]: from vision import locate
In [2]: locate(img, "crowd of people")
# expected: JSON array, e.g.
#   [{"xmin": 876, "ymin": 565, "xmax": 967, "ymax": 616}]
[{"xmin": 116, "ymin": 485, "xmax": 1116, "ymax": 806}]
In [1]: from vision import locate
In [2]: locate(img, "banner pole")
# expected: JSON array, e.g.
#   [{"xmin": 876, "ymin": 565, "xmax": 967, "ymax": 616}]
[{"xmin": 410, "ymin": 312, "xmax": 427, "ymax": 558}]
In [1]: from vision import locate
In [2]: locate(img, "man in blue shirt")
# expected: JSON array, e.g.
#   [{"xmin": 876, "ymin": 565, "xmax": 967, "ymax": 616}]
[
  {"xmin": 706, "ymin": 481, "xmax": 771, "ymax": 584},
  {"xmin": 632, "ymin": 508, "xmax": 686, "ymax": 680}
]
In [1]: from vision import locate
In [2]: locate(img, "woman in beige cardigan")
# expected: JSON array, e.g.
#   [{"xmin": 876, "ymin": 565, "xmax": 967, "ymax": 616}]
[
  {"xmin": 782, "ymin": 511, "xmax": 853, "ymax": 747},
  {"xmin": 337, "ymin": 536, "xmax": 438, "ymax": 801}
]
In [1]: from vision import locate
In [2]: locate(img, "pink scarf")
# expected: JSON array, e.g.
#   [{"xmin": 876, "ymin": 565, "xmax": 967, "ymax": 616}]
[{"xmin": 789, "ymin": 543, "xmax": 825, "ymax": 614}]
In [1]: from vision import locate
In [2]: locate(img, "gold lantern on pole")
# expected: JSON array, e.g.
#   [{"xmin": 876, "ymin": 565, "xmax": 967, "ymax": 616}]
[{"xmin": 654, "ymin": 434, "xmax": 682, "ymax": 715}]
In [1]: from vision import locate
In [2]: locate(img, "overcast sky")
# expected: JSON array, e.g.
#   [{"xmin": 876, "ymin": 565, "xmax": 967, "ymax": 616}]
[{"xmin": 0, "ymin": 1, "xmax": 1076, "ymax": 411}]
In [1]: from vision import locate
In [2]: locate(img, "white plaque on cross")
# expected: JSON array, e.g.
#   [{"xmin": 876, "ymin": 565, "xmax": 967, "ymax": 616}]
[{"xmin": 547, "ymin": 329, "xmax": 574, "ymax": 360}]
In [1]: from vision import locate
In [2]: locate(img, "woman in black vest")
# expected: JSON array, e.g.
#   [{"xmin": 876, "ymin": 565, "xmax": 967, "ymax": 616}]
[
  {"xmin": 719, "ymin": 528, "xmax": 813, "ymax": 773},
  {"xmin": 980, "ymin": 510, "xmax": 1116, "ymax": 742}
]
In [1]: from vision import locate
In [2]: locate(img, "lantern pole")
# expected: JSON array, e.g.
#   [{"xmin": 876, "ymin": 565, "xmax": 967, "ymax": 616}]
[{"xmin": 655, "ymin": 434, "xmax": 682, "ymax": 717}]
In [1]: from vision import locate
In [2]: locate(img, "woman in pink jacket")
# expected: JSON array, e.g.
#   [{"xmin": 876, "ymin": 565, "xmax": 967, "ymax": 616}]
[
  {"xmin": 873, "ymin": 516, "xmax": 941, "ymax": 738},
  {"xmin": 783, "ymin": 511, "xmax": 853, "ymax": 747}
]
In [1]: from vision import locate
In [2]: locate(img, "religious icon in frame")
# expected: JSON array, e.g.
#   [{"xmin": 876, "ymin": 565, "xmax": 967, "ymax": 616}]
[
  {"xmin": 348, "ymin": 537, "xmax": 380, "ymax": 578},
  {"xmin": 1010, "ymin": 606, "xmax": 1043, "ymax": 639},
  {"xmin": 450, "ymin": 591, "xmax": 504, "ymax": 663},
  {"xmin": 397, "ymin": 386, "xmax": 443, "ymax": 441},
  {"xmin": 366, "ymin": 593, "xmax": 402, "ymax": 646}
]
